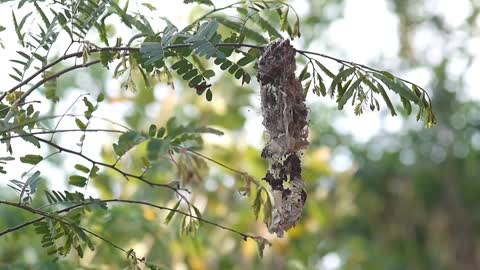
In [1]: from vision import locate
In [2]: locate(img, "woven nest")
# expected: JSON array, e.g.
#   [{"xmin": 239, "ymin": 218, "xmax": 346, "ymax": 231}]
[{"xmin": 257, "ymin": 39, "xmax": 308, "ymax": 237}]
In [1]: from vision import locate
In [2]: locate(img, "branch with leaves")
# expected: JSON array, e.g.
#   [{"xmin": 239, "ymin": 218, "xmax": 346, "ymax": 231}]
[{"xmin": 0, "ymin": 0, "xmax": 437, "ymax": 265}]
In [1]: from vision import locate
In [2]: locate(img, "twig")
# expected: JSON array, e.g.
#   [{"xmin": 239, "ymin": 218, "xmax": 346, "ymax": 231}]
[
  {"xmin": 0, "ymin": 198, "xmax": 257, "ymax": 241},
  {"xmin": 4, "ymin": 60, "xmax": 101, "ymax": 120},
  {"xmin": 0, "ymin": 128, "xmax": 124, "ymax": 141},
  {"xmin": 176, "ymin": 146, "xmax": 263, "ymax": 188},
  {"xmin": 0, "ymin": 200, "xmax": 126, "ymax": 252},
  {"xmin": 0, "ymin": 113, "xmax": 131, "ymax": 135},
  {"xmin": 295, "ymin": 49, "xmax": 432, "ymax": 102},
  {"xmin": 32, "ymin": 136, "xmax": 176, "ymax": 190},
  {"xmin": 50, "ymin": 94, "xmax": 88, "ymax": 142}
]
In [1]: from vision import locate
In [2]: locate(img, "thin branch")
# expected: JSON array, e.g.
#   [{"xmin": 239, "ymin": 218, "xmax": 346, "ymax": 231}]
[
  {"xmin": 4, "ymin": 60, "xmax": 101, "ymax": 120},
  {"xmin": 0, "ymin": 200, "xmax": 127, "ymax": 253},
  {"xmin": 1, "ymin": 47, "xmax": 135, "ymax": 101},
  {"xmin": 0, "ymin": 216, "xmax": 43, "ymax": 237},
  {"xmin": 1, "ymin": 43, "xmax": 430, "ymax": 107},
  {"xmin": 32, "ymin": 136, "xmax": 175, "ymax": 190},
  {"xmin": 0, "ymin": 113, "xmax": 130, "ymax": 135},
  {"xmin": 175, "ymin": 146, "xmax": 263, "ymax": 188},
  {"xmin": 180, "ymin": 147, "xmax": 245, "ymax": 175},
  {"xmin": 0, "ymin": 44, "xmax": 261, "ymax": 103},
  {"xmin": 1, "ymin": 128, "xmax": 124, "ymax": 141},
  {"xmin": 50, "ymin": 94, "xmax": 88, "ymax": 141},
  {"xmin": 0, "ymin": 198, "xmax": 257, "ymax": 240},
  {"xmin": 296, "ymin": 49, "xmax": 432, "ymax": 101},
  {"xmin": 29, "ymin": 135, "xmax": 195, "ymax": 219}
]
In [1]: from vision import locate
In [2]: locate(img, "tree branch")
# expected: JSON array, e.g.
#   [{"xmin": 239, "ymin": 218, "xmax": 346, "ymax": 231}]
[
  {"xmin": 3, "ymin": 60, "xmax": 101, "ymax": 120},
  {"xmin": 0, "ymin": 200, "xmax": 127, "ymax": 253},
  {"xmin": 32, "ymin": 136, "xmax": 176, "ymax": 191},
  {"xmin": 0, "ymin": 43, "xmax": 430, "ymax": 107},
  {"xmin": 0, "ymin": 128, "xmax": 124, "ymax": 141},
  {"xmin": 0, "ymin": 198, "xmax": 257, "ymax": 240},
  {"xmin": 295, "ymin": 49, "xmax": 432, "ymax": 101}
]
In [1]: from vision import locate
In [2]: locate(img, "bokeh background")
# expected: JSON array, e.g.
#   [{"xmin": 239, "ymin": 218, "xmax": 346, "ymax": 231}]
[{"xmin": 1, "ymin": 0, "xmax": 480, "ymax": 269}]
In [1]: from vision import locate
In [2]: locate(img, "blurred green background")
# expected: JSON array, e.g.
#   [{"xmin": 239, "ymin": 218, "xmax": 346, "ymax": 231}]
[{"xmin": 1, "ymin": 0, "xmax": 480, "ymax": 269}]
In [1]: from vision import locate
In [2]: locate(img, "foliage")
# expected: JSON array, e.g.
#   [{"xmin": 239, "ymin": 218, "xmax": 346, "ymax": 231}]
[{"xmin": 0, "ymin": 0, "xmax": 451, "ymax": 269}]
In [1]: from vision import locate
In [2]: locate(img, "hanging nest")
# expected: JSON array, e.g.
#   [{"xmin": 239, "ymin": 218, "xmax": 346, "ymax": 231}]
[{"xmin": 257, "ymin": 39, "xmax": 308, "ymax": 237}]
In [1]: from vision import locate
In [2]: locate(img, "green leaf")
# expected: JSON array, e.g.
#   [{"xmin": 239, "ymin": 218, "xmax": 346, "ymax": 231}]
[
  {"xmin": 147, "ymin": 138, "xmax": 169, "ymax": 161},
  {"xmin": 281, "ymin": 8, "xmax": 289, "ymax": 32},
  {"xmin": 219, "ymin": 60, "xmax": 232, "ymax": 70},
  {"xmin": 97, "ymin": 93, "xmax": 105, "ymax": 102},
  {"xmin": 303, "ymin": 80, "xmax": 312, "ymax": 97},
  {"xmin": 186, "ymin": 20, "xmax": 219, "ymax": 43},
  {"xmin": 172, "ymin": 59, "xmax": 187, "ymax": 70},
  {"xmin": 148, "ymin": 124, "xmax": 157, "ymax": 137},
  {"xmin": 255, "ymin": 14, "xmax": 282, "ymax": 39},
  {"xmin": 189, "ymin": 75, "xmax": 203, "ymax": 88},
  {"xmin": 263, "ymin": 194, "xmax": 272, "ymax": 227},
  {"xmin": 215, "ymin": 17, "xmax": 267, "ymax": 44},
  {"xmin": 83, "ymin": 97, "xmax": 95, "ymax": 113},
  {"xmin": 401, "ymin": 97, "xmax": 412, "ymax": 115},
  {"xmin": 140, "ymin": 42, "xmax": 164, "ymax": 66},
  {"xmin": 164, "ymin": 200, "xmax": 181, "ymax": 225},
  {"xmin": 74, "ymin": 164, "xmax": 90, "ymax": 174},
  {"xmin": 314, "ymin": 60, "xmax": 335, "ymax": 78},
  {"xmin": 100, "ymin": 51, "xmax": 113, "ymax": 67},
  {"xmin": 242, "ymin": 72, "xmax": 251, "ymax": 85},
  {"xmin": 412, "ymin": 84, "xmax": 422, "ymax": 98},
  {"xmin": 69, "ymin": 175, "xmax": 88, "ymax": 187},
  {"xmin": 9, "ymin": 74, "xmax": 21, "ymax": 81},
  {"xmin": 20, "ymin": 154, "xmax": 43, "ymax": 165},
  {"xmin": 0, "ymin": 25, "xmax": 5, "ymax": 32},
  {"xmin": 141, "ymin": 3, "xmax": 157, "ymax": 11},
  {"xmin": 373, "ymin": 73, "xmax": 419, "ymax": 103},
  {"xmin": 293, "ymin": 16, "xmax": 301, "ymax": 38},
  {"xmin": 33, "ymin": 53, "xmax": 46, "ymax": 65},
  {"xmin": 12, "ymin": 11, "xmax": 32, "ymax": 45},
  {"xmin": 381, "ymin": 71, "xmax": 395, "ymax": 80},
  {"xmin": 338, "ymin": 76, "xmax": 364, "ymax": 110},
  {"xmin": 183, "ymin": 69, "xmax": 198, "ymax": 80},
  {"xmin": 113, "ymin": 131, "xmax": 147, "ymax": 157},
  {"xmin": 75, "ymin": 245, "xmax": 84, "ymax": 258},
  {"xmin": 192, "ymin": 205, "xmax": 202, "ymax": 220},
  {"xmin": 234, "ymin": 69, "xmax": 244, "ymax": 79},
  {"xmin": 33, "ymin": 1, "xmax": 50, "ymax": 26},
  {"xmin": 252, "ymin": 189, "xmax": 263, "ymax": 220},
  {"xmin": 318, "ymin": 76, "xmax": 327, "ymax": 96},
  {"xmin": 156, "ymin": 127, "xmax": 166, "ymax": 138},
  {"xmin": 183, "ymin": 0, "xmax": 214, "ymax": 6},
  {"xmin": 255, "ymin": 237, "xmax": 271, "ymax": 258},
  {"xmin": 376, "ymin": 82, "xmax": 397, "ymax": 116},
  {"xmin": 194, "ymin": 127, "xmax": 224, "ymax": 136},
  {"xmin": 185, "ymin": 20, "xmax": 225, "ymax": 59},
  {"xmin": 202, "ymin": 69, "xmax": 215, "ymax": 78},
  {"xmin": 237, "ymin": 55, "xmax": 256, "ymax": 66},
  {"xmin": 205, "ymin": 89, "xmax": 212, "ymax": 101},
  {"xmin": 75, "ymin": 118, "xmax": 86, "ymax": 130},
  {"xmin": 228, "ymin": 64, "xmax": 239, "ymax": 74},
  {"xmin": 329, "ymin": 67, "xmax": 355, "ymax": 97},
  {"xmin": 90, "ymin": 165, "xmax": 100, "ymax": 178},
  {"xmin": 22, "ymin": 136, "xmax": 41, "ymax": 148},
  {"xmin": 298, "ymin": 64, "xmax": 309, "ymax": 81},
  {"xmin": 25, "ymin": 170, "xmax": 42, "ymax": 193}
]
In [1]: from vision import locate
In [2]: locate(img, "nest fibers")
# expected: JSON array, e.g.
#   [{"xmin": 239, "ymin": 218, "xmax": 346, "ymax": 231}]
[{"xmin": 257, "ymin": 39, "xmax": 308, "ymax": 237}]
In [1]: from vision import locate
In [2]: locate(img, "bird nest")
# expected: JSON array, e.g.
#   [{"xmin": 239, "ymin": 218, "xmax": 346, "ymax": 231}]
[{"xmin": 257, "ymin": 39, "xmax": 308, "ymax": 237}]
